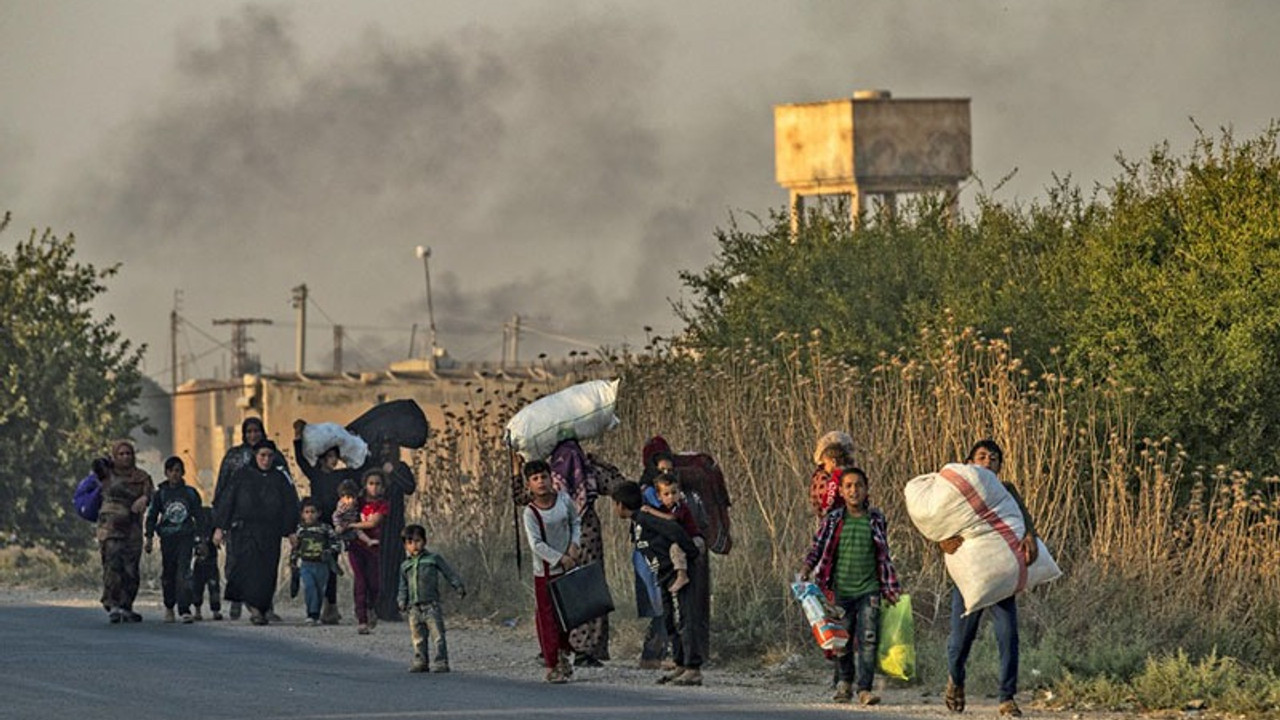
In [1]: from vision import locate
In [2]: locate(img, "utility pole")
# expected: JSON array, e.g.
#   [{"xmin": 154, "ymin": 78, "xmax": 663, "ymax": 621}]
[
  {"xmin": 414, "ymin": 246, "xmax": 438, "ymax": 365},
  {"xmin": 503, "ymin": 314, "xmax": 521, "ymax": 368},
  {"xmin": 291, "ymin": 284, "xmax": 308, "ymax": 373},
  {"xmin": 333, "ymin": 325, "xmax": 344, "ymax": 373},
  {"xmin": 212, "ymin": 318, "xmax": 273, "ymax": 378},
  {"xmin": 170, "ymin": 290, "xmax": 182, "ymax": 394}
]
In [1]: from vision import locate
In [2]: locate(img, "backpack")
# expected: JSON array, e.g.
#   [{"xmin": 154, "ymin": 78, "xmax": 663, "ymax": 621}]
[
  {"xmin": 672, "ymin": 452, "xmax": 733, "ymax": 555},
  {"xmin": 73, "ymin": 473, "xmax": 103, "ymax": 522}
]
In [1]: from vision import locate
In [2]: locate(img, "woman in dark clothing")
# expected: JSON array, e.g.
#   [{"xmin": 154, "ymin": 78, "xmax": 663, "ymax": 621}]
[
  {"xmin": 293, "ymin": 419, "xmax": 361, "ymax": 624},
  {"xmin": 367, "ymin": 439, "xmax": 416, "ymax": 622},
  {"xmin": 213, "ymin": 440, "xmax": 299, "ymax": 626}
]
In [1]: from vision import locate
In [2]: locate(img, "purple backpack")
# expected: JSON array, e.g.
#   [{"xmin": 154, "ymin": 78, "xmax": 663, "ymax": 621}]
[{"xmin": 73, "ymin": 473, "xmax": 103, "ymax": 522}]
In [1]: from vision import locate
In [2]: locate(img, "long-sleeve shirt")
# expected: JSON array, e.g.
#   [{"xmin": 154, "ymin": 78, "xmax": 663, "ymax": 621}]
[
  {"xmin": 145, "ymin": 481, "xmax": 202, "ymax": 539},
  {"xmin": 631, "ymin": 510, "xmax": 700, "ymax": 586},
  {"xmin": 292, "ymin": 522, "xmax": 341, "ymax": 563},
  {"xmin": 397, "ymin": 551, "xmax": 465, "ymax": 607},
  {"xmin": 522, "ymin": 492, "xmax": 581, "ymax": 577}
]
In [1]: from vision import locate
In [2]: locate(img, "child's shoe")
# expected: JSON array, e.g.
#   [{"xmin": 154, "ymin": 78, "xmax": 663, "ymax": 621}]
[
  {"xmin": 180, "ymin": 613, "xmax": 194, "ymax": 624},
  {"xmin": 997, "ymin": 700, "xmax": 1022, "ymax": 718},
  {"xmin": 858, "ymin": 691, "xmax": 881, "ymax": 706},
  {"xmin": 108, "ymin": 607, "xmax": 123, "ymax": 624},
  {"xmin": 656, "ymin": 667, "xmax": 686, "ymax": 685},
  {"xmin": 306, "ymin": 618, "xmax": 319, "ymax": 626},
  {"xmin": 164, "ymin": 607, "xmax": 176, "ymax": 623},
  {"xmin": 671, "ymin": 669, "xmax": 704, "ymax": 686},
  {"xmin": 833, "ymin": 680, "xmax": 853, "ymax": 703},
  {"xmin": 357, "ymin": 623, "xmax": 370, "ymax": 635}
]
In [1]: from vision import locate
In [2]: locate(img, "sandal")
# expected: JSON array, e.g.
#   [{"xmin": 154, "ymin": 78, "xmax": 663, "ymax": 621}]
[{"xmin": 945, "ymin": 679, "xmax": 965, "ymax": 712}]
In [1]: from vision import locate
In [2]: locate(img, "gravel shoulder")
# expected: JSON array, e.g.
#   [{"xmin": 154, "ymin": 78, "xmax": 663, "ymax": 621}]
[{"xmin": 0, "ymin": 584, "xmax": 1113, "ymax": 718}]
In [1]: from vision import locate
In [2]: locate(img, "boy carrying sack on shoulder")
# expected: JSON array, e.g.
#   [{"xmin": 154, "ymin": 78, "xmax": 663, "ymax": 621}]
[
  {"xmin": 801, "ymin": 466, "xmax": 902, "ymax": 706},
  {"xmin": 397, "ymin": 524, "xmax": 466, "ymax": 673}
]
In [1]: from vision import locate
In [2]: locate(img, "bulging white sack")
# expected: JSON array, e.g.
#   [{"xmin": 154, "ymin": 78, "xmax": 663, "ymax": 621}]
[
  {"xmin": 301, "ymin": 422, "xmax": 369, "ymax": 469},
  {"xmin": 506, "ymin": 379, "xmax": 620, "ymax": 461},
  {"xmin": 904, "ymin": 463, "xmax": 1062, "ymax": 614}
]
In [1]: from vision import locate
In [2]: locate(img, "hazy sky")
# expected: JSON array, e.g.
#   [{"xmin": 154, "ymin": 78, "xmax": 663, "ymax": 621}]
[{"xmin": 4, "ymin": 1, "xmax": 1280, "ymax": 383}]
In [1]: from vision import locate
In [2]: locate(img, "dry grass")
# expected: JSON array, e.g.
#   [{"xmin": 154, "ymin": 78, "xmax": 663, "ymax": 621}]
[{"xmin": 395, "ymin": 323, "xmax": 1280, "ymax": 699}]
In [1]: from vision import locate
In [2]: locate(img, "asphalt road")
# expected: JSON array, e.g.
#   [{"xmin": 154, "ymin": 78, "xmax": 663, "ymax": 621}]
[{"xmin": 0, "ymin": 603, "xmax": 875, "ymax": 720}]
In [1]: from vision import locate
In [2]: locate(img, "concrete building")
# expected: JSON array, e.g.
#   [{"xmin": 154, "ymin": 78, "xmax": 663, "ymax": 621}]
[
  {"xmin": 172, "ymin": 363, "xmax": 587, "ymax": 501},
  {"xmin": 775, "ymin": 89, "xmax": 972, "ymax": 232}
]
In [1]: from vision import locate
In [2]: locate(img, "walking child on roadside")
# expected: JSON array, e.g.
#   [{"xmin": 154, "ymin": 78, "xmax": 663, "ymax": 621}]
[
  {"xmin": 345, "ymin": 470, "xmax": 388, "ymax": 635},
  {"xmin": 144, "ymin": 456, "xmax": 202, "ymax": 624},
  {"xmin": 612, "ymin": 481, "xmax": 705, "ymax": 686},
  {"xmin": 397, "ymin": 524, "xmax": 466, "ymax": 673},
  {"xmin": 292, "ymin": 498, "xmax": 342, "ymax": 626},
  {"xmin": 521, "ymin": 460, "xmax": 582, "ymax": 683},
  {"xmin": 191, "ymin": 506, "xmax": 222, "ymax": 621},
  {"xmin": 801, "ymin": 466, "xmax": 902, "ymax": 706}
]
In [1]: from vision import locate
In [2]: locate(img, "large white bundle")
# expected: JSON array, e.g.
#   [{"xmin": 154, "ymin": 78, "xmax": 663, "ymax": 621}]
[
  {"xmin": 506, "ymin": 379, "xmax": 620, "ymax": 461},
  {"xmin": 905, "ymin": 463, "xmax": 1062, "ymax": 615},
  {"xmin": 301, "ymin": 422, "xmax": 369, "ymax": 469}
]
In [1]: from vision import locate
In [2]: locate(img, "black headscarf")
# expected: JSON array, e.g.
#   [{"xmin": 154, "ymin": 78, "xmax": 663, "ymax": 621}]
[{"xmin": 241, "ymin": 417, "xmax": 265, "ymax": 443}]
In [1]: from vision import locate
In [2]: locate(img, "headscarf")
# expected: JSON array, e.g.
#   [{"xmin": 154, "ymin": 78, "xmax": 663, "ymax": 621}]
[
  {"xmin": 241, "ymin": 417, "xmax": 265, "ymax": 443},
  {"xmin": 110, "ymin": 439, "xmax": 136, "ymax": 456},
  {"xmin": 812, "ymin": 431, "xmax": 855, "ymax": 465}
]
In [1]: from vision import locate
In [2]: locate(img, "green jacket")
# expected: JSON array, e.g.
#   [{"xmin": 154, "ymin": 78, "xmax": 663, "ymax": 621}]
[{"xmin": 397, "ymin": 551, "xmax": 465, "ymax": 607}]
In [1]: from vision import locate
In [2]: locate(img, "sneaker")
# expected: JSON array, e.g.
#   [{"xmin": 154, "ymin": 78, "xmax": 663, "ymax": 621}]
[
  {"xmin": 357, "ymin": 623, "xmax": 370, "ymax": 635},
  {"xmin": 433, "ymin": 664, "xmax": 450, "ymax": 673},
  {"xmin": 180, "ymin": 613, "xmax": 194, "ymax": 624},
  {"xmin": 657, "ymin": 667, "xmax": 686, "ymax": 685},
  {"xmin": 945, "ymin": 680, "xmax": 966, "ymax": 713},
  {"xmin": 998, "ymin": 700, "xmax": 1022, "ymax": 718},
  {"xmin": 192, "ymin": 609, "xmax": 204, "ymax": 621},
  {"xmin": 833, "ymin": 680, "xmax": 853, "ymax": 703},
  {"xmin": 211, "ymin": 611, "xmax": 223, "ymax": 621},
  {"xmin": 108, "ymin": 608, "xmax": 123, "ymax": 624},
  {"xmin": 164, "ymin": 608, "xmax": 176, "ymax": 623},
  {"xmin": 306, "ymin": 618, "xmax": 319, "ymax": 626},
  {"xmin": 409, "ymin": 661, "xmax": 428, "ymax": 673},
  {"xmin": 229, "ymin": 602, "xmax": 242, "ymax": 620},
  {"xmin": 858, "ymin": 691, "xmax": 881, "ymax": 706},
  {"xmin": 671, "ymin": 669, "xmax": 704, "ymax": 686}
]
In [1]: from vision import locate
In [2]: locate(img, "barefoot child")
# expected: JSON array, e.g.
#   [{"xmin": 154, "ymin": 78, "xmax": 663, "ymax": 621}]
[
  {"xmin": 646, "ymin": 473, "xmax": 703, "ymax": 594},
  {"xmin": 397, "ymin": 524, "xmax": 466, "ymax": 673},
  {"xmin": 333, "ymin": 479, "xmax": 378, "ymax": 549},
  {"xmin": 801, "ymin": 466, "xmax": 902, "ymax": 706}
]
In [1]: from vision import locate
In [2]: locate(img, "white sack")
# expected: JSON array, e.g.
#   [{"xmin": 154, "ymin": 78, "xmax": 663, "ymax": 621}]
[
  {"xmin": 301, "ymin": 422, "xmax": 369, "ymax": 469},
  {"xmin": 505, "ymin": 379, "xmax": 620, "ymax": 461},
  {"xmin": 904, "ymin": 463, "xmax": 1062, "ymax": 614}
]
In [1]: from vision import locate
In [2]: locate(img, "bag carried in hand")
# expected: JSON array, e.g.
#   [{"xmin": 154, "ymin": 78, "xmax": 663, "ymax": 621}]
[
  {"xmin": 548, "ymin": 562, "xmax": 615, "ymax": 632},
  {"xmin": 877, "ymin": 593, "xmax": 916, "ymax": 681},
  {"xmin": 73, "ymin": 473, "xmax": 104, "ymax": 522}
]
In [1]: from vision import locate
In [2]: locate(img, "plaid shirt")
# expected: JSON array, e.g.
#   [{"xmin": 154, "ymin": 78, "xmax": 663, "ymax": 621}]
[{"xmin": 803, "ymin": 506, "xmax": 901, "ymax": 604}]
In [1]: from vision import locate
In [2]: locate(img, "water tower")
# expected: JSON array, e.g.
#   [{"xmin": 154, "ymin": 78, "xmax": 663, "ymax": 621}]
[{"xmin": 774, "ymin": 89, "xmax": 971, "ymax": 233}]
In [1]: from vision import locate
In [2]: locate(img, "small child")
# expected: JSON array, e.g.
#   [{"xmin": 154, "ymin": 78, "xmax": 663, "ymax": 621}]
[
  {"xmin": 801, "ymin": 466, "xmax": 902, "ymax": 706},
  {"xmin": 397, "ymin": 524, "xmax": 466, "ymax": 673},
  {"xmin": 333, "ymin": 479, "xmax": 378, "ymax": 548},
  {"xmin": 612, "ymin": 480, "xmax": 705, "ymax": 686},
  {"xmin": 647, "ymin": 474, "xmax": 703, "ymax": 593},
  {"xmin": 191, "ymin": 506, "xmax": 222, "ymax": 621},
  {"xmin": 144, "ymin": 456, "xmax": 203, "ymax": 624},
  {"xmin": 293, "ymin": 498, "xmax": 342, "ymax": 626}
]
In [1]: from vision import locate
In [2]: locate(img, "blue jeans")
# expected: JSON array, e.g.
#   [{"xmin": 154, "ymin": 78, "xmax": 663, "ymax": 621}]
[
  {"xmin": 837, "ymin": 591, "xmax": 881, "ymax": 692},
  {"xmin": 947, "ymin": 586, "xmax": 1019, "ymax": 701},
  {"xmin": 299, "ymin": 561, "xmax": 331, "ymax": 620}
]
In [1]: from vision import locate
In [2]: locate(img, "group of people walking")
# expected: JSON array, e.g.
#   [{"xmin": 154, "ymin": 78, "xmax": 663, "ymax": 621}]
[{"xmin": 92, "ymin": 420, "xmax": 1035, "ymax": 714}]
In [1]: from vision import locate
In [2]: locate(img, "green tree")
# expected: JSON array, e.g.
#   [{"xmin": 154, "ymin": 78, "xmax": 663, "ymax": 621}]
[{"xmin": 0, "ymin": 212, "xmax": 147, "ymax": 556}]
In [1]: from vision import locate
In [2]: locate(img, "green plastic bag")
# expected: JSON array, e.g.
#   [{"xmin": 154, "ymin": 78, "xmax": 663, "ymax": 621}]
[{"xmin": 877, "ymin": 593, "xmax": 916, "ymax": 681}]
